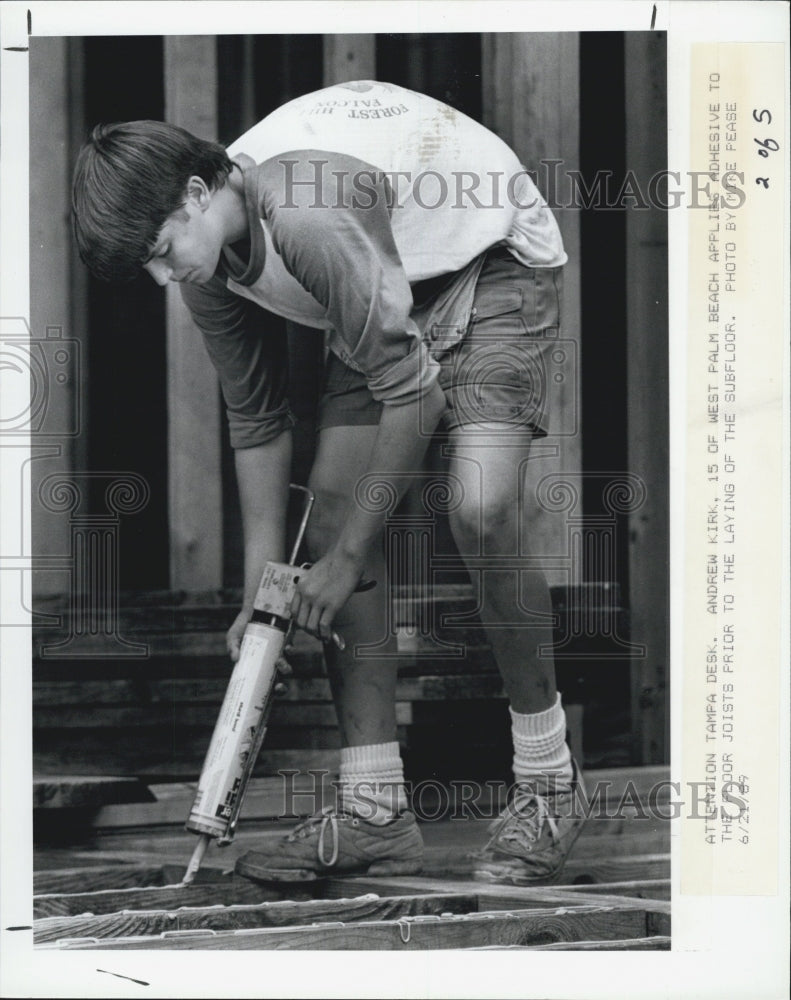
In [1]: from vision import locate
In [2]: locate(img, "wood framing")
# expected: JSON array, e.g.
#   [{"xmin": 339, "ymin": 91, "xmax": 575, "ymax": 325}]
[
  {"xmin": 29, "ymin": 37, "xmax": 78, "ymax": 596},
  {"xmin": 163, "ymin": 36, "xmax": 223, "ymax": 590},
  {"xmin": 323, "ymin": 35, "xmax": 376, "ymax": 85},
  {"xmin": 624, "ymin": 32, "xmax": 669, "ymax": 764},
  {"xmin": 32, "ymin": 762, "xmax": 670, "ymax": 950}
]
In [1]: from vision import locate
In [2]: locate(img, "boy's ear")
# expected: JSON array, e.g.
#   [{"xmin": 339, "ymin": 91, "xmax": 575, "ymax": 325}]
[{"xmin": 185, "ymin": 175, "xmax": 212, "ymax": 210}]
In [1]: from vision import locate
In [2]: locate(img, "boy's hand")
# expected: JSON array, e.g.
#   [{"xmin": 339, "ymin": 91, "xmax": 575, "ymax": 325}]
[
  {"xmin": 225, "ymin": 608, "xmax": 253, "ymax": 663},
  {"xmin": 226, "ymin": 608, "xmax": 293, "ymax": 694},
  {"xmin": 226, "ymin": 608, "xmax": 253, "ymax": 663},
  {"xmin": 290, "ymin": 547, "xmax": 365, "ymax": 643}
]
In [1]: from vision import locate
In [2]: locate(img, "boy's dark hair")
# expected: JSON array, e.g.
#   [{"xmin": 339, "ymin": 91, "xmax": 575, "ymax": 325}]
[{"xmin": 71, "ymin": 120, "xmax": 233, "ymax": 282}]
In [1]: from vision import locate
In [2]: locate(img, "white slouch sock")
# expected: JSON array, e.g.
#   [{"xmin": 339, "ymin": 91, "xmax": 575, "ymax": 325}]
[
  {"xmin": 338, "ymin": 741, "xmax": 408, "ymax": 825},
  {"xmin": 510, "ymin": 693, "xmax": 574, "ymax": 790}
]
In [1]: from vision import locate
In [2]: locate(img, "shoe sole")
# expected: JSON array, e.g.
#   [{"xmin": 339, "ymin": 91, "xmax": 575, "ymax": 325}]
[
  {"xmin": 471, "ymin": 818, "xmax": 587, "ymax": 887},
  {"xmin": 235, "ymin": 855, "xmax": 424, "ymax": 883}
]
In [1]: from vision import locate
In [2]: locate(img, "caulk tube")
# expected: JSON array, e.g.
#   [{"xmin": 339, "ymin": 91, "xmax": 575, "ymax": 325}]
[
  {"xmin": 181, "ymin": 486, "xmax": 316, "ymax": 885},
  {"xmin": 185, "ymin": 614, "xmax": 286, "ymax": 842}
]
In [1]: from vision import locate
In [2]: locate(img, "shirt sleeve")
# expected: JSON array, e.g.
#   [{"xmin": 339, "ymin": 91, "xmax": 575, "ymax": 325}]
[
  {"xmin": 179, "ymin": 275, "xmax": 295, "ymax": 449},
  {"xmin": 256, "ymin": 150, "xmax": 440, "ymax": 406}
]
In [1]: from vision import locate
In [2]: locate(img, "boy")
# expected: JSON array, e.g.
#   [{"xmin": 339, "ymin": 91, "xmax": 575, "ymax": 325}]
[{"xmin": 72, "ymin": 79, "xmax": 585, "ymax": 884}]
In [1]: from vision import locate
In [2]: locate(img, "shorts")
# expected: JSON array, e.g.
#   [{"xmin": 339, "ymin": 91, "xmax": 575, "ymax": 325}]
[{"xmin": 317, "ymin": 247, "xmax": 564, "ymax": 437}]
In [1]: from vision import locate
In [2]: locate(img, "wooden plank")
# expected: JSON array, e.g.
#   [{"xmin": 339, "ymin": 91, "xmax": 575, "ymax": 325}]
[
  {"xmin": 31, "ymin": 583, "xmax": 619, "ymax": 643},
  {"xmin": 31, "ymin": 582, "xmax": 617, "ymax": 623},
  {"xmin": 53, "ymin": 904, "xmax": 652, "ymax": 951},
  {"xmin": 396, "ymin": 842, "xmax": 669, "ymax": 879},
  {"xmin": 33, "ymin": 726, "xmax": 359, "ymax": 776},
  {"xmin": 33, "ymin": 877, "xmax": 289, "ymax": 919},
  {"xmin": 33, "ymin": 701, "xmax": 411, "ymax": 730},
  {"xmin": 29, "ymin": 36, "xmax": 75, "ymax": 598},
  {"xmin": 163, "ymin": 35, "xmax": 223, "ymax": 591},
  {"xmin": 483, "ymin": 936, "xmax": 671, "ymax": 951},
  {"xmin": 323, "ymin": 35, "xmax": 375, "ymax": 85},
  {"xmin": 66, "ymin": 37, "xmax": 91, "ymax": 478},
  {"xmin": 624, "ymin": 32, "xmax": 669, "ymax": 766},
  {"xmin": 35, "ymin": 672, "xmax": 510, "ymax": 706},
  {"xmin": 569, "ymin": 829, "xmax": 669, "ymax": 858},
  {"xmin": 344, "ymin": 852, "xmax": 670, "ymax": 890},
  {"xmin": 87, "ymin": 773, "xmax": 337, "ymax": 828},
  {"xmin": 561, "ymin": 853, "xmax": 669, "ymax": 885},
  {"xmin": 34, "ymin": 734, "xmax": 340, "ymax": 781},
  {"xmin": 34, "ymin": 865, "xmax": 166, "ymax": 895},
  {"xmin": 320, "ymin": 875, "xmax": 670, "ymax": 917},
  {"xmin": 33, "ymin": 777, "xmax": 154, "ymax": 809},
  {"xmin": 554, "ymin": 878, "xmax": 670, "ymax": 901},
  {"xmin": 34, "ymin": 891, "xmax": 476, "ymax": 945}
]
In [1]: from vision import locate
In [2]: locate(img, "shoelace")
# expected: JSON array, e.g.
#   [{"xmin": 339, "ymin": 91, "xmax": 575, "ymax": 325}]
[
  {"xmin": 286, "ymin": 806, "xmax": 352, "ymax": 866},
  {"xmin": 486, "ymin": 790, "xmax": 560, "ymax": 853}
]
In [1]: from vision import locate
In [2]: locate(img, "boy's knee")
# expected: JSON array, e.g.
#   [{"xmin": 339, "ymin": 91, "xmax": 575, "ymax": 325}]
[
  {"xmin": 449, "ymin": 490, "xmax": 519, "ymax": 549},
  {"xmin": 304, "ymin": 489, "xmax": 345, "ymax": 561}
]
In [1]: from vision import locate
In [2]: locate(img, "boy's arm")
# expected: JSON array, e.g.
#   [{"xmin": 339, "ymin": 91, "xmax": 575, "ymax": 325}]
[
  {"xmin": 227, "ymin": 430, "xmax": 292, "ymax": 660},
  {"xmin": 259, "ymin": 152, "xmax": 449, "ymax": 640},
  {"xmin": 178, "ymin": 279, "xmax": 297, "ymax": 658},
  {"xmin": 290, "ymin": 381, "xmax": 446, "ymax": 641}
]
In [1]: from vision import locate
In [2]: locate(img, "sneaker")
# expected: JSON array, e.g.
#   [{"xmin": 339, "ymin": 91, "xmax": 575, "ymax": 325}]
[
  {"xmin": 472, "ymin": 760, "xmax": 587, "ymax": 885},
  {"xmin": 235, "ymin": 807, "xmax": 424, "ymax": 882}
]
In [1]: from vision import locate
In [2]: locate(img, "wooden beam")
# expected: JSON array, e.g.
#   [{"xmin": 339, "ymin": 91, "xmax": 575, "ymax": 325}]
[
  {"xmin": 555, "ymin": 878, "xmax": 670, "ymax": 901},
  {"xmin": 55, "ymin": 903, "xmax": 653, "ymax": 950},
  {"xmin": 33, "ymin": 876, "xmax": 284, "ymax": 919},
  {"xmin": 562, "ymin": 852, "xmax": 669, "ymax": 885},
  {"xmin": 29, "ymin": 37, "xmax": 76, "ymax": 598},
  {"xmin": 67, "ymin": 38, "xmax": 90, "ymax": 477},
  {"xmin": 32, "ymin": 700, "xmax": 411, "ymax": 730},
  {"xmin": 323, "ymin": 35, "xmax": 376, "ymax": 85},
  {"xmin": 33, "ymin": 776, "xmax": 154, "ymax": 809},
  {"xmin": 34, "ymin": 891, "xmax": 476, "ymax": 945},
  {"xmin": 66, "ymin": 773, "xmax": 337, "ymax": 829},
  {"xmin": 34, "ymin": 865, "xmax": 166, "ymax": 895},
  {"xmin": 498, "ymin": 936, "xmax": 671, "ymax": 951},
  {"xmin": 624, "ymin": 33, "xmax": 669, "ymax": 766},
  {"xmin": 481, "ymin": 33, "xmax": 582, "ymax": 588},
  {"xmin": 163, "ymin": 36, "xmax": 223, "ymax": 590}
]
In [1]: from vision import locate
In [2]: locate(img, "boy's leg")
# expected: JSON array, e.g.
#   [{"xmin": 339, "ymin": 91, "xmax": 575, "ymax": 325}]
[
  {"xmin": 445, "ymin": 422, "xmax": 557, "ymax": 715},
  {"xmin": 307, "ymin": 425, "xmax": 398, "ymax": 748},
  {"xmin": 440, "ymin": 253, "xmax": 585, "ymax": 883},
  {"xmin": 447, "ymin": 422, "xmax": 585, "ymax": 884},
  {"xmin": 236, "ymin": 423, "xmax": 422, "ymax": 881}
]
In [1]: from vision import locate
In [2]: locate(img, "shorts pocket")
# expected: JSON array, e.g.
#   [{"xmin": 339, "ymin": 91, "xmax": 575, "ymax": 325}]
[{"xmin": 470, "ymin": 286, "xmax": 524, "ymax": 323}]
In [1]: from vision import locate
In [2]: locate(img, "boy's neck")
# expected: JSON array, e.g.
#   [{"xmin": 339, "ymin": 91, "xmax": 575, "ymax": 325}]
[{"xmin": 219, "ymin": 160, "xmax": 252, "ymax": 248}]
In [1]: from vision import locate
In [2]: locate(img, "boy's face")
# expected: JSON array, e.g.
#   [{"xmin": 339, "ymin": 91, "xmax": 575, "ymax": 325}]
[{"xmin": 143, "ymin": 179, "xmax": 224, "ymax": 286}]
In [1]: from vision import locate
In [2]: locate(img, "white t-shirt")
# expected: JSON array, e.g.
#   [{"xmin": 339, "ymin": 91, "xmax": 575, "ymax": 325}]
[{"xmin": 227, "ymin": 79, "xmax": 566, "ymax": 281}]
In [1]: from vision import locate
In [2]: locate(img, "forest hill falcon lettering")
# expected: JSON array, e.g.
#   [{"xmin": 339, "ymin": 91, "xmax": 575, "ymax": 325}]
[
  {"xmin": 349, "ymin": 105, "xmax": 409, "ymax": 120},
  {"xmin": 303, "ymin": 98, "xmax": 412, "ymax": 120}
]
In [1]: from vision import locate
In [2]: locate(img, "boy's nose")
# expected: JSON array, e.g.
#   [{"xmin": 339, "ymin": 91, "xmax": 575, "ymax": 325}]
[{"xmin": 145, "ymin": 260, "xmax": 172, "ymax": 286}]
